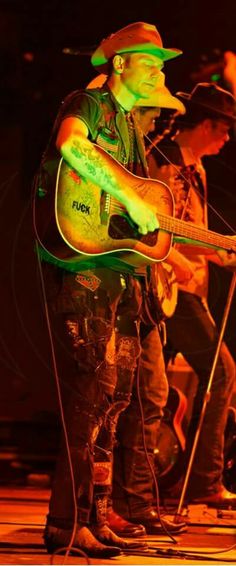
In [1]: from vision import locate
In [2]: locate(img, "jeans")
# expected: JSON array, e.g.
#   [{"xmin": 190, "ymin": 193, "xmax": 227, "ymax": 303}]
[
  {"xmin": 164, "ymin": 290, "xmax": 235, "ymax": 496},
  {"xmin": 112, "ymin": 321, "xmax": 168, "ymax": 518},
  {"xmin": 41, "ymin": 263, "xmax": 166, "ymax": 527}
]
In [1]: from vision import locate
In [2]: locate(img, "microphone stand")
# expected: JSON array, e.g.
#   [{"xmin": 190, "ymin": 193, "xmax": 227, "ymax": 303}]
[{"xmin": 174, "ymin": 270, "xmax": 236, "ymax": 522}]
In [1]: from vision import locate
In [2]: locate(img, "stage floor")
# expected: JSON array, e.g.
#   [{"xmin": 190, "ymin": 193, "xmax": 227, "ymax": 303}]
[{"xmin": 0, "ymin": 486, "xmax": 236, "ymax": 565}]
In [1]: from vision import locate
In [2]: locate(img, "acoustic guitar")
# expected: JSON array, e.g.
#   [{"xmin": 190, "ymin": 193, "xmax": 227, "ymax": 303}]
[
  {"xmin": 151, "ymin": 262, "xmax": 178, "ymax": 319},
  {"xmin": 154, "ymin": 392, "xmax": 236, "ymax": 494},
  {"xmin": 153, "ymin": 385, "xmax": 188, "ymax": 490},
  {"xmin": 33, "ymin": 147, "xmax": 236, "ymax": 270}
]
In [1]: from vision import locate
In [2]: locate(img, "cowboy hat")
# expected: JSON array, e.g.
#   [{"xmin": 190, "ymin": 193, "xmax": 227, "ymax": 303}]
[
  {"xmin": 86, "ymin": 74, "xmax": 108, "ymax": 89},
  {"xmin": 176, "ymin": 82, "xmax": 236, "ymax": 121},
  {"xmin": 86, "ymin": 72, "xmax": 186, "ymax": 114},
  {"xmin": 91, "ymin": 22, "xmax": 182, "ymax": 72}
]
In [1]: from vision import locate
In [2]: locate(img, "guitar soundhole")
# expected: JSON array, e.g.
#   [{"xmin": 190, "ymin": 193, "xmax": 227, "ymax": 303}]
[{"xmin": 108, "ymin": 215, "xmax": 158, "ymax": 247}]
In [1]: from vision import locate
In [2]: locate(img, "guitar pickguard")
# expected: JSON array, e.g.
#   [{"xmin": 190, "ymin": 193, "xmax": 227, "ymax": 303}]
[{"xmin": 108, "ymin": 214, "xmax": 158, "ymax": 247}]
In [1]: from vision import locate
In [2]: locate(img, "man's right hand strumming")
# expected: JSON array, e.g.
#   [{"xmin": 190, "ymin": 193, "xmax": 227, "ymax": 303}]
[{"xmin": 126, "ymin": 197, "xmax": 159, "ymax": 235}]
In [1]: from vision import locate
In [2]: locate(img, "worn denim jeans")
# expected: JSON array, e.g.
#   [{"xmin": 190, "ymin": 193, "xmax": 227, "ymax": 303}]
[
  {"xmin": 164, "ymin": 291, "xmax": 235, "ymax": 497},
  {"xmin": 41, "ymin": 263, "xmax": 166, "ymax": 527},
  {"xmin": 112, "ymin": 321, "xmax": 168, "ymax": 518}
]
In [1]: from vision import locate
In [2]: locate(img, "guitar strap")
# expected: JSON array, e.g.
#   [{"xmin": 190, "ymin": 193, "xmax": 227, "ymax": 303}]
[{"xmin": 138, "ymin": 268, "xmax": 168, "ymax": 341}]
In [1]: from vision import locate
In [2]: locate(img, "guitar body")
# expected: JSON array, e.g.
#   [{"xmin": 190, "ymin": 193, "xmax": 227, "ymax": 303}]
[
  {"xmin": 33, "ymin": 155, "xmax": 174, "ymax": 269},
  {"xmin": 154, "ymin": 385, "xmax": 187, "ymax": 489},
  {"xmin": 155, "ymin": 394, "xmax": 236, "ymax": 495},
  {"xmin": 151, "ymin": 262, "xmax": 178, "ymax": 319}
]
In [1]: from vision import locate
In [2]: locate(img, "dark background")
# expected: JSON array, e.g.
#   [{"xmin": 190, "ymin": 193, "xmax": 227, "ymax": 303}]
[{"xmin": 0, "ymin": 0, "xmax": 236, "ymax": 476}]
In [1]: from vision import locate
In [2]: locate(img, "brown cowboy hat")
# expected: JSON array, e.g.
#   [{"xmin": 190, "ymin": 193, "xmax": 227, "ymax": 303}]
[
  {"xmin": 91, "ymin": 22, "xmax": 182, "ymax": 72},
  {"xmin": 176, "ymin": 82, "xmax": 236, "ymax": 121},
  {"xmin": 87, "ymin": 72, "xmax": 186, "ymax": 114}
]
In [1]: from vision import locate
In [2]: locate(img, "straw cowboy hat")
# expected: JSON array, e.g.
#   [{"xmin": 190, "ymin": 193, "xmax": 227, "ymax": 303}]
[
  {"xmin": 91, "ymin": 22, "xmax": 182, "ymax": 72},
  {"xmin": 176, "ymin": 82, "xmax": 236, "ymax": 121},
  {"xmin": 86, "ymin": 72, "xmax": 186, "ymax": 114}
]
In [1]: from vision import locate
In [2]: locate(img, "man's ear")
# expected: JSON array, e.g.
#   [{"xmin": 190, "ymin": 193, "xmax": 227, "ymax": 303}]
[
  {"xmin": 202, "ymin": 118, "xmax": 212, "ymax": 133},
  {"xmin": 113, "ymin": 54, "xmax": 125, "ymax": 74}
]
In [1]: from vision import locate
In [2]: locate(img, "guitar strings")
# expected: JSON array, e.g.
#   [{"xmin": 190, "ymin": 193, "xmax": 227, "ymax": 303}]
[
  {"xmin": 156, "ymin": 214, "xmax": 236, "ymax": 250},
  {"xmin": 108, "ymin": 182, "xmax": 236, "ymax": 252}
]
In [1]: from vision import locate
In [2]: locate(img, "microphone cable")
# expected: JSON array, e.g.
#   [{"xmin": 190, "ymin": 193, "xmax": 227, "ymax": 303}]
[
  {"xmin": 134, "ymin": 318, "xmax": 178, "ymax": 544},
  {"xmin": 35, "ymin": 242, "xmax": 90, "ymax": 565}
]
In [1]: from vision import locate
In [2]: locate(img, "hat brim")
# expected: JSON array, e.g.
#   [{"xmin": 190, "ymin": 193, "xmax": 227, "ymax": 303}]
[
  {"xmin": 91, "ymin": 44, "xmax": 182, "ymax": 72},
  {"xmin": 137, "ymin": 90, "xmax": 186, "ymax": 114},
  {"xmin": 86, "ymin": 74, "xmax": 107, "ymax": 89},
  {"xmin": 176, "ymin": 91, "xmax": 236, "ymax": 120}
]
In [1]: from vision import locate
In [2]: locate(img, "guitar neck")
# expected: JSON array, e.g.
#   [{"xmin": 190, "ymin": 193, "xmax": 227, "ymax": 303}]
[{"xmin": 159, "ymin": 213, "xmax": 236, "ymax": 253}]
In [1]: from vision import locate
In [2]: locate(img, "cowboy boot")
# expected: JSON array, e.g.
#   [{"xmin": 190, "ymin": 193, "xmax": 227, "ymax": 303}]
[
  {"xmin": 91, "ymin": 445, "xmax": 147, "ymax": 549},
  {"xmin": 44, "ymin": 522, "xmax": 121, "ymax": 557}
]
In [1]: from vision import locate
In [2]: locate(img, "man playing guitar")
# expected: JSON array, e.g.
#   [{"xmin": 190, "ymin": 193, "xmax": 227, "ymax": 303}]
[
  {"xmin": 33, "ymin": 21, "xmax": 187, "ymax": 556},
  {"xmin": 149, "ymin": 82, "xmax": 236, "ymax": 507}
]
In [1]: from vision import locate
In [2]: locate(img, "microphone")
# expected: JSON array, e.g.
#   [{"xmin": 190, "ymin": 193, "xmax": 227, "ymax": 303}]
[{"xmin": 62, "ymin": 47, "xmax": 94, "ymax": 56}]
